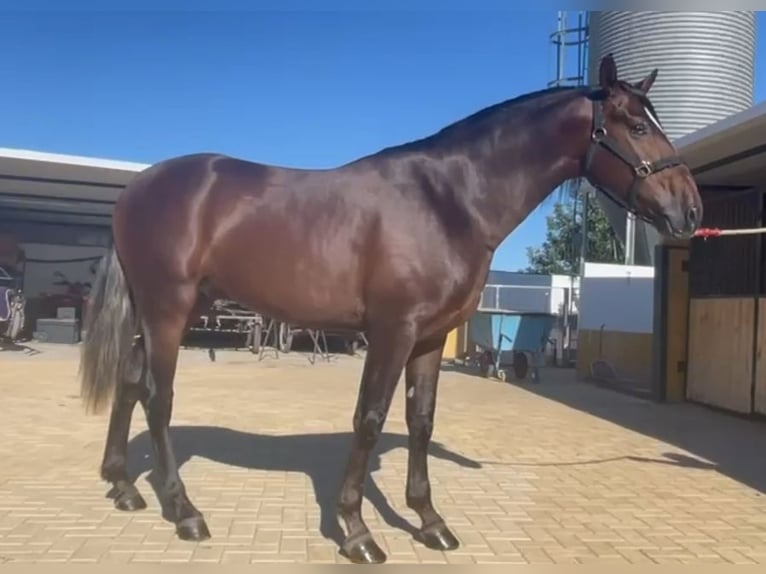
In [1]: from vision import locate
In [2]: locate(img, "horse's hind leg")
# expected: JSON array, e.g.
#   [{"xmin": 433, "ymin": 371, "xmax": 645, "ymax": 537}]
[
  {"xmin": 138, "ymin": 283, "xmax": 210, "ymax": 541},
  {"xmin": 100, "ymin": 338, "xmax": 149, "ymax": 511},
  {"xmin": 337, "ymin": 320, "xmax": 418, "ymax": 564},
  {"xmin": 404, "ymin": 335, "xmax": 460, "ymax": 551}
]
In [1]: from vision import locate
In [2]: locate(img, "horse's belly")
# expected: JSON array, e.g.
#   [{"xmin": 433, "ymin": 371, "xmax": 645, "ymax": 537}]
[{"xmin": 208, "ymin": 243, "xmax": 365, "ymax": 330}]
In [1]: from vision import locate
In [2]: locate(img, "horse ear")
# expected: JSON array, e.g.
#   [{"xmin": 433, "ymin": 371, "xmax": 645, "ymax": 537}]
[
  {"xmin": 599, "ymin": 53, "xmax": 618, "ymax": 89},
  {"xmin": 634, "ymin": 68, "xmax": 659, "ymax": 94}
]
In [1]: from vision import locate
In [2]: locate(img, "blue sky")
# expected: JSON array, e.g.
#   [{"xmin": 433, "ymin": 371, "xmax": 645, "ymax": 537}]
[{"xmin": 2, "ymin": 8, "xmax": 765, "ymax": 271}]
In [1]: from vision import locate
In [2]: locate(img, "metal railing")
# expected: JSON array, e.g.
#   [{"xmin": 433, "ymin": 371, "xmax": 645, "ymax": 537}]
[{"xmin": 478, "ymin": 283, "xmax": 577, "ymax": 315}]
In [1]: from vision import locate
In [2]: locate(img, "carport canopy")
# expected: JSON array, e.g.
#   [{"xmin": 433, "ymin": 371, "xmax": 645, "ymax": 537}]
[{"xmin": 0, "ymin": 147, "xmax": 147, "ymax": 227}]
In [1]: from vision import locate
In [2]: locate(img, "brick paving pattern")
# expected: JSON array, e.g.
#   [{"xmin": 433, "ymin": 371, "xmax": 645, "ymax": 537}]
[{"xmin": 2, "ymin": 342, "xmax": 766, "ymax": 564}]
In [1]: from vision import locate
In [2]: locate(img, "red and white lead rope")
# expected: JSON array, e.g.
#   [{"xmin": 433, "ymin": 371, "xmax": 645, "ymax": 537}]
[{"xmin": 693, "ymin": 227, "xmax": 766, "ymax": 239}]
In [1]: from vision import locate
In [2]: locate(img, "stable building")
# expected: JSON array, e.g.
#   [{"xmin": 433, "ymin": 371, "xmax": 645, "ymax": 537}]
[
  {"xmin": 653, "ymin": 100, "xmax": 766, "ymax": 416},
  {"xmin": 576, "ymin": 99, "xmax": 766, "ymax": 418}
]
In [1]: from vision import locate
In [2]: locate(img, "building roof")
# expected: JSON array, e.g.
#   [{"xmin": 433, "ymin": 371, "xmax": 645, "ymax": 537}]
[
  {"xmin": 0, "ymin": 147, "xmax": 148, "ymax": 227},
  {"xmin": 674, "ymin": 100, "xmax": 766, "ymax": 189},
  {"xmin": 0, "ymin": 147, "xmax": 147, "ymax": 201}
]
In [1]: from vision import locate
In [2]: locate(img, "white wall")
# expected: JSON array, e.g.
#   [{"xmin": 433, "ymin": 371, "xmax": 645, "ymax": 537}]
[
  {"xmin": 578, "ymin": 262, "xmax": 655, "ymax": 334},
  {"xmin": 21, "ymin": 243, "xmax": 106, "ymax": 298},
  {"xmin": 551, "ymin": 273, "xmax": 580, "ymax": 315}
]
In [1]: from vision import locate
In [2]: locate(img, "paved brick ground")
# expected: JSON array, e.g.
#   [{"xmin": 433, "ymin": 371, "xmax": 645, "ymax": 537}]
[{"xmin": 2, "ymin": 342, "xmax": 766, "ymax": 565}]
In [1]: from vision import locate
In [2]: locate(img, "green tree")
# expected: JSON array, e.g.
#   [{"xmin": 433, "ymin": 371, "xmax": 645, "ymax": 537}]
[{"xmin": 524, "ymin": 187, "xmax": 624, "ymax": 275}]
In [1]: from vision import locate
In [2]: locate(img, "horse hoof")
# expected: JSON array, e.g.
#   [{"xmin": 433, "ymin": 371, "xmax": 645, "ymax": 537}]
[
  {"xmin": 416, "ymin": 523, "xmax": 460, "ymax": 551},
  {"xmin": 176, "ymin": 517, "xmax": 211, "ymax": 542},
  {"xmin": 114, "ymin": 491, "xmax": 147, "ymax": 512},
  {"xmin": 341, "ymin": 535, "xmax": 387, "ymax": 564}
]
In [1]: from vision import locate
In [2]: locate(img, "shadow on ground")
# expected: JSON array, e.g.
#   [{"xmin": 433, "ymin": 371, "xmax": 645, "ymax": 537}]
[
  {"xmin": 513, "ymin": 367, "xmax": 766, "ymax": 495},
  {"xmin": 126, "ymin": 427, "xmax": 480, "ymax": 545},
  {"xmin": 0, "ymin": 339, "xmax": 41, "ymax": 354},
  {"xmin": 124, "ymin": 416, "xmax": 736, "ymax": 547}
]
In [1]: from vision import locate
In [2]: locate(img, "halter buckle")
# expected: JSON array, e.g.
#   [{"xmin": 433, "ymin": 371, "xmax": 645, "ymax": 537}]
[
  {"xmin": 634, "ymin": 161, "xmax": 652, "ymax": 178},
  {"xmin": 592, "ymin": 127, "xmax": 607, "ymax": 141}
]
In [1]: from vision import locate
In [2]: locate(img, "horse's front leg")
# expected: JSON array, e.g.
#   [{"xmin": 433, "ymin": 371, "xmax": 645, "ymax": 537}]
[
  {"xmin": 405, "ymin": 334, "xmax": 460, "ymax": 551},
  {"xmin": 336, "ymin": 320, "xmax": 418, "ymax": 564}
]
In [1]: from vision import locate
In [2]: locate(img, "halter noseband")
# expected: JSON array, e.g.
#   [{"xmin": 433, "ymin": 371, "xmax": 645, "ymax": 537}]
[{"xmin": 583, "ymin": 95, "xmax": 686, "ymax": 221}]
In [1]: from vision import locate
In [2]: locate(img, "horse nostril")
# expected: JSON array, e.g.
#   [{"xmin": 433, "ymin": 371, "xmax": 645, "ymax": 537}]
[
  {"xmin": 687, "ymin": 205, "xmax": 699, "ymax": 228},
  {"xmin": 686, "ymin": 205, "xmax": 699, "ymax": 229}
]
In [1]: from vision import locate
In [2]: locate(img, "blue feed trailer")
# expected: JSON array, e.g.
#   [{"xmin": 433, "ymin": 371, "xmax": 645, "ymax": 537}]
[{"xmin": 468, "ymin": 309, "xmax": 557, "ymax": 382}]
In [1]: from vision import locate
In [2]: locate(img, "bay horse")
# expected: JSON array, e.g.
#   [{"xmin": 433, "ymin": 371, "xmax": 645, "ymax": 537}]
[{"xmin": 79, "ymin": 54, "xmax": 702, "ymax": 564}]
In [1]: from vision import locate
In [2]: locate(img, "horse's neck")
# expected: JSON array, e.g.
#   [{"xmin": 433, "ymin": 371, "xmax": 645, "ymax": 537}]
[{"xmin": 462, "ymin": 93, "xmax": 589, "ymax": 251}]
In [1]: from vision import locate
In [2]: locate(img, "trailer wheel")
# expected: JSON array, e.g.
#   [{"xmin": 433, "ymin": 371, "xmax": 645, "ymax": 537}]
[{"xmin": 512, "ymin": 351, "xmax": 529, "ymax": 379}]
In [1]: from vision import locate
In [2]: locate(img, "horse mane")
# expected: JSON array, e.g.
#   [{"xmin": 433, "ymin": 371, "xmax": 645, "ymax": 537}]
[
  {"xmin": 373, "ymin": 79, "xmax": 664, "ymax": 159},
  {"xmin": 367, "ymin": 85, "xmax": 585, "ymax": 158},
  {"xmin": 431, "ymin": 85, "xmax": 580, "ymax": 134}
]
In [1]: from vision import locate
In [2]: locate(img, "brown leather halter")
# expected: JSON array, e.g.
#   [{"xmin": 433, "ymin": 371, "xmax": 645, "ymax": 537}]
[{"xmin": 583, "ymin": 95, "xmax": 686, "ymax": 222}]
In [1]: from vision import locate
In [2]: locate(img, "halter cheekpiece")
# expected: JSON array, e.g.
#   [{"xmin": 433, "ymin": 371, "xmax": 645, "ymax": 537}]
[{"xmin": 583, "ymin": 95, "xmax": 686, "ymax": 222}]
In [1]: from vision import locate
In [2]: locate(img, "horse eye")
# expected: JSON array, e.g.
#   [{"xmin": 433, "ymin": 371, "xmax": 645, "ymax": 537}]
[{"xmin": 631, "ymin": 122, "xmax": 648, "ymax": 136}]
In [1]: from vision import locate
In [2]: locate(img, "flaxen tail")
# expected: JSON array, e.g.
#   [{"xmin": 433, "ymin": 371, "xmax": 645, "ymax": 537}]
[{"xmin": 79, "ymin": 249, "xmax": 138, "ymax": 415}]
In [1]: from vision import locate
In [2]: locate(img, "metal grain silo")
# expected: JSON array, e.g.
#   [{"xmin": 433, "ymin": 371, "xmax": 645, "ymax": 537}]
[{"xmin": 586, "ymin": 11, "xmax": 756, "ymax": 265}]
